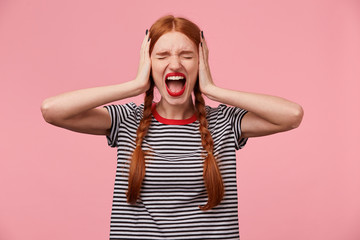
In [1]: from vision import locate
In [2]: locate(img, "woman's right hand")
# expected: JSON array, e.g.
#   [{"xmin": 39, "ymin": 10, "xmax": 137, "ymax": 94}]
[
  {"xmin": 134, "ymin": 30, "xmax": 152, "ymax": 93},
  {"xmin": 41, "ymin": 30, "xmax": 153, "ymax": 135}
]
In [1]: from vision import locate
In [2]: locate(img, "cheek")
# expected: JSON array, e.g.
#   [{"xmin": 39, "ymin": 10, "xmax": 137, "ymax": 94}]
[
  {"xmin": 151, "ymin": 60, "xmax": 166, "ymax": 84},
  {"xmin": 151, "ymin": 60, "xmax": 161, "ymax": 75},
  {"xmin": 186, "ymin": 61, "xmax": 199, "ymax": 78},
  {"xmin": 151, "ymin": 58, "xmax": 168, "ymax": 70}
]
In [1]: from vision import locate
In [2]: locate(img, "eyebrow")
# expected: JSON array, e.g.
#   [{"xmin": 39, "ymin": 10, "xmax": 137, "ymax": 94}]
[{"xmin": 155, "ymin": 50, "xmax": 195, "ymax": 56}]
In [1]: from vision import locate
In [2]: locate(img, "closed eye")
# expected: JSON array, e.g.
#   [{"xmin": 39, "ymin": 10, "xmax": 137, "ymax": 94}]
[{"xmin": 155, "ymin": 51, "xmax": 170, "ymax": 59}]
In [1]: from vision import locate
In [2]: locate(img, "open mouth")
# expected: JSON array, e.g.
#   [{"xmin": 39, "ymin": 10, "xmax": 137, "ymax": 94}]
[{"xmin": 165, "ymin": 72, "xmax": 186, "ymax": 97}]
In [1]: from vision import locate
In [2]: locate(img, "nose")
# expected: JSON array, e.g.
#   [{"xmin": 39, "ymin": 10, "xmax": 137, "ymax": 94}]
[{"xmin": 168, "ymin": 55, "xmax": 181, "ymax": 70}]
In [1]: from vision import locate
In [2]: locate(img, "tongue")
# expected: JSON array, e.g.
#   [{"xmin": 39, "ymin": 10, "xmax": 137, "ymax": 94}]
[{"xmin": 167, "ymin": 80, "xmax": 184, "ymax": 93}]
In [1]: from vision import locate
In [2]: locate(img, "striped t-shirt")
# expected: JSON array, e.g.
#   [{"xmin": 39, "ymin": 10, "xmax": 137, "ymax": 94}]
[{"xmin": 105, "ymin": 102, "xmax": 248, "ymax": 240}]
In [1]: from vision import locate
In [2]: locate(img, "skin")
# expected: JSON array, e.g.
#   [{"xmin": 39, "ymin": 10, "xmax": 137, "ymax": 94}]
[
  {"xmin": 40, "ymin": 30, "xmax": 304, "ymax": 138},
  {"xmin": 151, "ymin": 31, "xmax": 199, "ymax": 119},
  {"xmin": 197, "ymin": 33, "xmax": 304, "ymax": 137}
]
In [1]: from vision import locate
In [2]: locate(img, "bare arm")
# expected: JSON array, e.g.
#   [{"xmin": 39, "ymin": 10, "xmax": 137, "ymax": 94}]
[
  {"xmin": 203, "ymin": 86, "xmax": 303, "ymax": 138},
  {"xmin": 41, "ymin": 32, "xmax": 152, "ymax": 135},
  {"xmin": 198, "ymin": 32, "xmax": 303, "ymax": 138}
]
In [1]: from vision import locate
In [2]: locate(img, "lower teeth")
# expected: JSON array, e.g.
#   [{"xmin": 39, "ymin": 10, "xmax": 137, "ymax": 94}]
[{"xmin": 166, "ymin": 80, "xmax": 185, "ymax": 92}]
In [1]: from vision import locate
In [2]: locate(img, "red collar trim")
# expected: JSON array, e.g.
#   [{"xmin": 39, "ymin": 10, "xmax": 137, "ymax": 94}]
[{"xmin": 151, "ymin": 103, "xmax": 197, "ymax": 125}]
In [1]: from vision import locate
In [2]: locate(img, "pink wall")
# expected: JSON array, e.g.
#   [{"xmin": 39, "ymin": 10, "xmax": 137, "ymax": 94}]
[{"xmin": 1, "ymin": 0, "xmax": 359, "ymax": 239}]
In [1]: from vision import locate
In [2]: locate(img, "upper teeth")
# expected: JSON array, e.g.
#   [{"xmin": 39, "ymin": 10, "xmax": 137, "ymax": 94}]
[{"xmin": 167, "ymin": 76, "xmax": 184, "ymax": 80}]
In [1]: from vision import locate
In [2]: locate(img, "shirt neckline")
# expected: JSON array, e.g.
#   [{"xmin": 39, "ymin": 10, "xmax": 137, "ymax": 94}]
[{"xmin": 151, "ymin": 103, "xmax": 197, "ymax": 125}]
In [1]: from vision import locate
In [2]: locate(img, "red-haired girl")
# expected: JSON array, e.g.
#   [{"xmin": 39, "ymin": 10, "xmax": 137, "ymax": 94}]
[{"xmin": 41, "ymin": 15, "xmax": 303, "ymax": 240}]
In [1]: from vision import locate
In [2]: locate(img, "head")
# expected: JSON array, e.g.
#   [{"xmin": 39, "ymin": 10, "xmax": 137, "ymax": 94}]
[
  {"xmin": 127, "ymin": 15, "xmax": 224, "ymax": 210},
  {"xmin": 149, "ymin": 16, "xmax": 201, "ymax": 106}
]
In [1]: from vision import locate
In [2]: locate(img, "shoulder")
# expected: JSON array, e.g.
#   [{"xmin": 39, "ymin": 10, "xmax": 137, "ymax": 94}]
[
  {"xmin": 205, "ymin": 104, "xmax": 248, "ymax": 127},
  {"xmin": 205, "ymin": 104, "xmax": 231, "ymax": 118},
  {"xmin": 105, "ymin": 102, "xmax": 145, "ymax": 122},
  {"xmin": 204, "ymin": 104, "xmax": 228, "ymax": 127}
]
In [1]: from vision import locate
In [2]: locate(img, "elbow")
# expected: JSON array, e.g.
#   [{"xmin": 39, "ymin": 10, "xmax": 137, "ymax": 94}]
[
  {"xmin": 41, "ymin": 98, "xmax": 57, "ymax": 124},
  {"xmin": 287, "ymin": 104, "xmax": 304, "ymax": 130}
]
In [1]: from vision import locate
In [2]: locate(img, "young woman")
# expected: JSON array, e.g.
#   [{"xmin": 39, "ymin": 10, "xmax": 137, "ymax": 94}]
[{"xmin": 41, "ymin": 15, "xmax": 303, "ymax": 240}]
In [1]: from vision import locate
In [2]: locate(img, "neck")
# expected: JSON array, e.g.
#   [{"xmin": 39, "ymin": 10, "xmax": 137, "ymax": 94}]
[{"xmin": 156, "ymin": 98, "xmax": 195, "ymax": 120}]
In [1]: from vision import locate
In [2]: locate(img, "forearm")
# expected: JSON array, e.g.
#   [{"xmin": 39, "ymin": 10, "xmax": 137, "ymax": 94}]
[
  {"xmin": 41, "ymin": 79, "xmax": 146, "ymax": 121},
  {"xmin": 205, "ymin": 85, "xmax": 304, "ymax": 129},
  {"xmin": 198, "ymin": 35, "xmax": 303, "ymax": 136}
]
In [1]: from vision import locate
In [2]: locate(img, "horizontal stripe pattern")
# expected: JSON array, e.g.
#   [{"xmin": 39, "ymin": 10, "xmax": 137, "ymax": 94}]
[{"xmin": 105, "ymin": 103, "xmax": 248, "ymax": 240}]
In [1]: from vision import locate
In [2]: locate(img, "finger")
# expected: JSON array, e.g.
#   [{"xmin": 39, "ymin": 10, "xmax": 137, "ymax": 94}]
[
  {"xmin": 199, "ymin": 42, "xmax": 204, "ymax": 66},
  {"xmin": 202, "ymin": 40, "xmax": 209, "ymax": 59},
  {"xmin": 141, "ymin": 29, "xmax": 149, "ymax": 51},
  {"xmin": 145, "ymin": 38, "xmax": 151, "ymax": 60},
  {"xmin": 200, "ymin": 31, "xmax": 209, "ymax": 61},
  {"xmin": 199, "ymin": 32, "xmax": 205, "ymax": 60},
  {"xmin": 140, "ymin": 30, "xmax": 151, "ymax": 62}
]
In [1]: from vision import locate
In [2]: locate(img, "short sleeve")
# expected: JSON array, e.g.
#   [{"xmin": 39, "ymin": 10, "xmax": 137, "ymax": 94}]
[
  {"xmin": 104, "ymin": 102, "xmax": 138, "ymax": 148},
  {"xmin": 218, "ymin": 104, "xmax": 249, "ymax": 150}
]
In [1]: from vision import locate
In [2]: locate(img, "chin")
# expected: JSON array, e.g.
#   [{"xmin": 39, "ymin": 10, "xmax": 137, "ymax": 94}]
[{"xmin": 161, "ymin": 91, "xmax": 192, "ymax": 106}]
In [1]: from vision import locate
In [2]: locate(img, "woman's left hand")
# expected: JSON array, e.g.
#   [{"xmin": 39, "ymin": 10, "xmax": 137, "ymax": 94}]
[
  {"xmin": 198, "ymin": 31, "xmax": 216, "ymax": 97},
  {"xmin": 197, "ymin": 31, "xmax": 303, "ymax": 138}
]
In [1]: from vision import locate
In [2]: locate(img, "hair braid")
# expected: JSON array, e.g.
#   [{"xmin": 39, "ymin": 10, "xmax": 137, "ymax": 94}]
[
  {"xmin": 127, "ymin": 80, "xmax": 154, "ymax": 204},
  {"xmin": 194, "ymin": 82, "xmax": 224, "ymax": 210}
]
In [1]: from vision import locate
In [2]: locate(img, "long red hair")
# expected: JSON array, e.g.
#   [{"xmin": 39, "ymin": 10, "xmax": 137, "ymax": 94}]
[{"xmin": 127, "ymin": 15, "xmax": 224, "ymax": 210}]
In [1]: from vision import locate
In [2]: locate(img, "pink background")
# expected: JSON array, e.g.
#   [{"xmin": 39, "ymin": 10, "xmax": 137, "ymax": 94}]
[{"xmin": 1, "ymin": 0, "xmax": 359, "ymax": 239}]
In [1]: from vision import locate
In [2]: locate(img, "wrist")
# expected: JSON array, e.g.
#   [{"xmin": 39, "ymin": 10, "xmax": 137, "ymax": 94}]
[
  {"xmin": 202, "ymin": 84, "xmax": 218, "ymax": 101},
  {"xmin": 132, "ymin": 78, "xmax": 150, "ymax": 95}
]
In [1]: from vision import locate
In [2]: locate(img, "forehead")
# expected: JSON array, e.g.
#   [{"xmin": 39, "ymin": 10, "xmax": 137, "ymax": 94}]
[{"xmin": 152, "ymin": 31, "xmax": 197, "ymax": 53}]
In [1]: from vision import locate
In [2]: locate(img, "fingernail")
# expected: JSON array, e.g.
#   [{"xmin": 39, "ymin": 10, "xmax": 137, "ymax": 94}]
[
  {"xmin": 146, "ymin": 29, "xmax": 148, "ymax": 35},
  {"xmin": 201, "ymin": 31, "xmax": 204, "ymax": 39}
]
